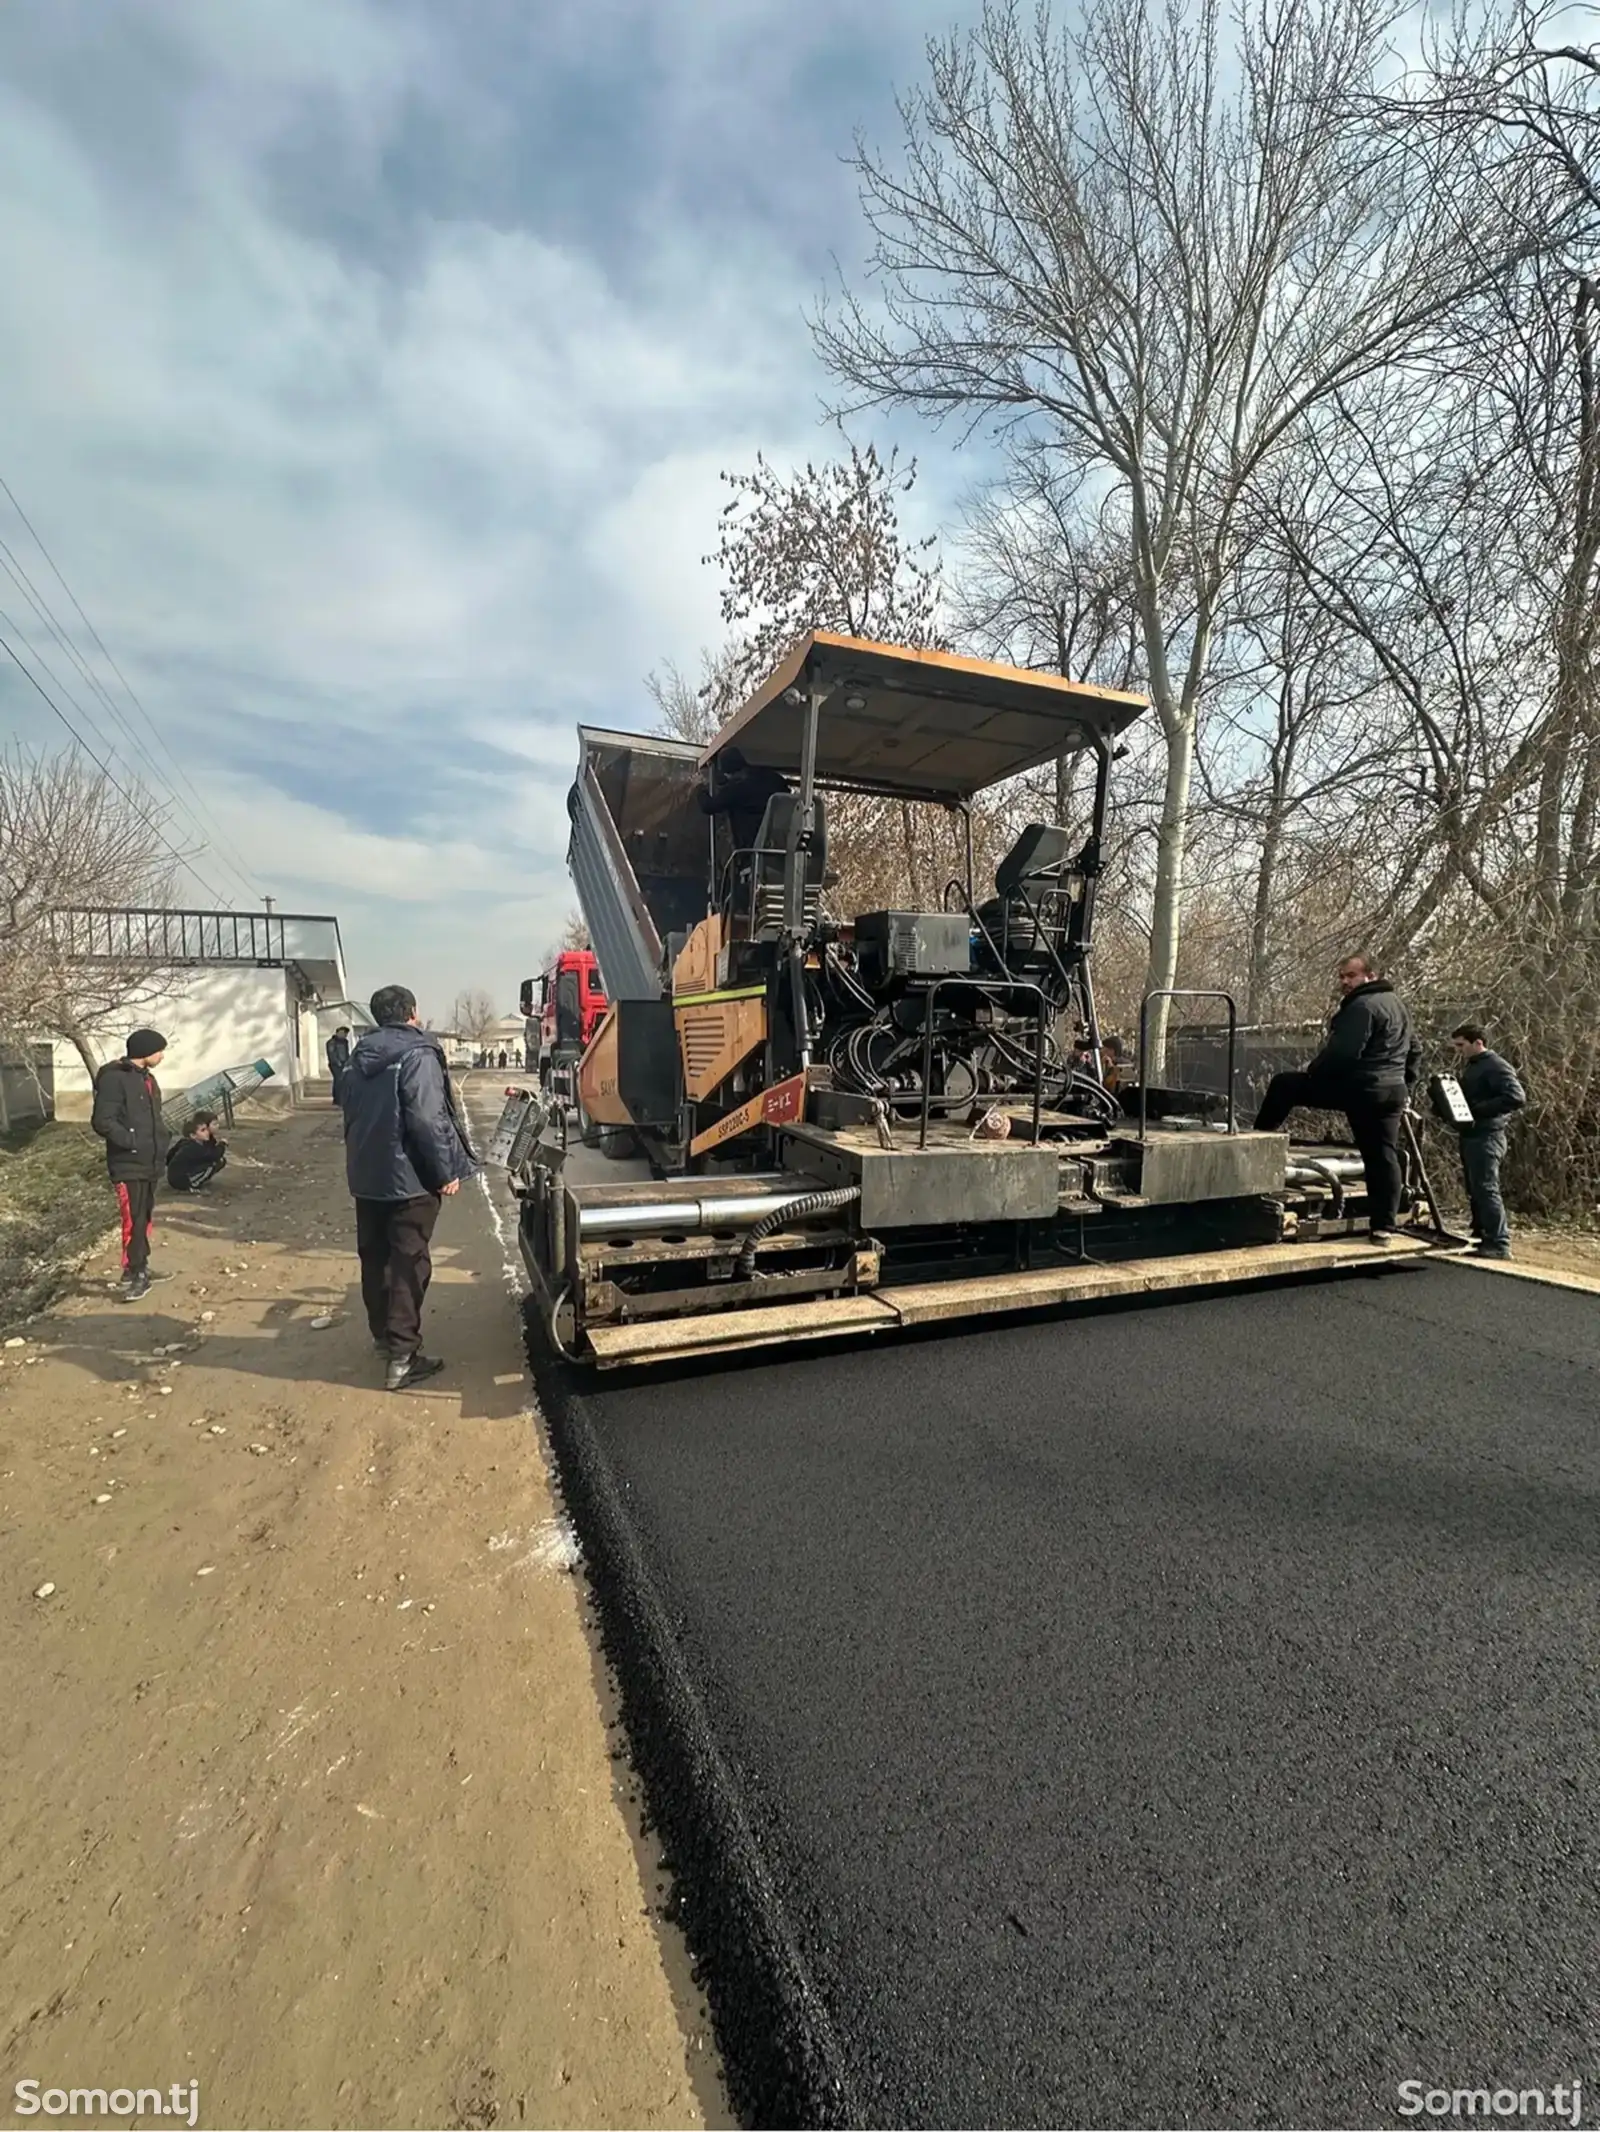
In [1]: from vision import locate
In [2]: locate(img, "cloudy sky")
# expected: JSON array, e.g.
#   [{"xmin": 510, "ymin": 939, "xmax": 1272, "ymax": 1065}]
[{"xmin": 0, "ymin": 0, "xmax": 981, "ymax": 1021}]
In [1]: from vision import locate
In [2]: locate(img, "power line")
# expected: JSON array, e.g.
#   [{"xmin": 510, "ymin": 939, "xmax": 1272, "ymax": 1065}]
[
  {"xmin": 0, "ymin": 623, "xmax": 236, "ymax": 907},
  {"xmin": 0, "ymin": 472, "xmax": 267, "ymax": 903},
  {"xmin": 0, "ymin": 558, "xmax": 260, "ymax": 909},
  {"xmin": 0, "ymin": 532, "xmax": 258, "ymax": 904}
]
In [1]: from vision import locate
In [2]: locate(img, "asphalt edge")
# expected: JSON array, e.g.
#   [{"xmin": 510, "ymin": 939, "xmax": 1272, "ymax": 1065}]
[
  {"xmin": 1444, "ymin": 1254, "xmax": 1600, "ymax": 1296},
  {"xmin": 531, "ymin": 1347, "xmax": 861, "ymax": 2132}
]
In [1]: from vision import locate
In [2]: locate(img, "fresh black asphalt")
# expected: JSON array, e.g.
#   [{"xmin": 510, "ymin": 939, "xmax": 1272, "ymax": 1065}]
[{"xmin": 543, "ymin": 1263, "xmax": 1600, "ymax": 2129}]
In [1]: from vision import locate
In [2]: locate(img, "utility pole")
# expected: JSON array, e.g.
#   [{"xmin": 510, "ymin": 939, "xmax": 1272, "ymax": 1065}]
[{"xmin": 262, "ymin": 895, "xmax": 276, "ymax": 917}]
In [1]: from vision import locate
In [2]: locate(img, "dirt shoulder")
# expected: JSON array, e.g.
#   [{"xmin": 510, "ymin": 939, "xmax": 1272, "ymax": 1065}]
[{"xmin": 0, "ymin": 1100, "xmax": 717, "ymax": 2130}]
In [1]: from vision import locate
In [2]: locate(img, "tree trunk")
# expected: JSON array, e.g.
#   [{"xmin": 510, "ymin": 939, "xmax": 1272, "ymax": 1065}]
[
  {"xmin": 1143, "ymin": 717, "xmax": 1197, "ymax": 1077},
  {"xmin": 1054, "ymin": 749, "xmax": 1078, "ymax": 832},
  {"xmin": 1134, "ymin": 553, "xmax": 1205, "ymax": 1077},
  {"xmin": 63, "ymin": 1019, "xmax": 102, "ymax": 1081},
  {"xmin": 899, "ymin": 803, "xmax": 920, "ymax": 906},
  {"xmin": 1245, "ymin": 804, "xmax": 1287, "ymax": 1025}
]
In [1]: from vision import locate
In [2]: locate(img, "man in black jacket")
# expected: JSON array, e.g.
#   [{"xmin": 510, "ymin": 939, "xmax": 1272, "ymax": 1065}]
[
  {"xmin": 1254, "ymin": 955, "xmax": 1423, "ymax": 1245},
  {"xmin": 325, "ymin": 1025, "xmax": 352, "ymax": 1106},
  {"xmin": 342, "ymin": 984, "xmax": 478, "ymax": 1391},
  {"xmin": 90, "ymin": 1028, "xmax": 173, "ymax": 1300},
  {"xmin": 698, "ymin": 747, "xmax": 790, "ymax": 866},
  {"xmin": 1449, "ymin": 1022, "xmax": 1527, "ymax": 1259}
]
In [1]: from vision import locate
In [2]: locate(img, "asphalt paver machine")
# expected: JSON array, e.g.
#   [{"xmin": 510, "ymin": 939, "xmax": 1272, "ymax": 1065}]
[{"xmin": 512, "ymin": 633, "xmax": 1445, "ymax": 1366}]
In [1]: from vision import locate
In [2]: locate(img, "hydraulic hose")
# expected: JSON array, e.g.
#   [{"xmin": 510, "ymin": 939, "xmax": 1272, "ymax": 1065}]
[{"xmin": 735, "ymin": 1185, "xmax": 862, "ymax": 1280}]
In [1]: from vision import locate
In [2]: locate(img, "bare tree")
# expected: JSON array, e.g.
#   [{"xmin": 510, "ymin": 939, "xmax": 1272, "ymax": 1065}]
[
  {"xmin": 645, "ymin": 650, "xmax": 739, "ymax": 746},
  {"xmin": 0, "ymin": 749, "xmax": 178, "ymax": 1075},
  {"xmin": 956, "ymin": 450, "xmax": 1142, "ymax": 827},
  {"xmin": 677, "ymin": 442, "xmax": 959, "ymax": 911},
  {"xmin": 708, "ymin": 441, "xmax": 943, "ymax": 698},
  {"xmin": 450, "ymin": 987, "xmax": 500, "ymax": 1045},
  {"xmin": 533, "ymin": 909, "xmax": 592, "ymax": 973},
  {"xmin": 814, "ymin": 0, "xmax": 1561, "ymax": 1062}
]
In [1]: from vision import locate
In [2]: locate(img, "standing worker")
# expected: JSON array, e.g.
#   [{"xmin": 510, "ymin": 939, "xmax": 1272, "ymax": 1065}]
[
  {"xmin": 91, "ymin": 1028, "xmax": 173, "ymax": 1301},
  {"xmin": 325, "ymin": 1024, "xmax": 352, "ymax": 1106},
  {"xmin": 341, "ymin": 984, "xmax": 477, "ymax": 1391},
  {"xmin": 1254, "ymin": 954, "xmax": 1422, "ymax": 1246},
  {"xmin": 1448, "ymin": 1023, "xmax": 1527, "ymax": 1260}
]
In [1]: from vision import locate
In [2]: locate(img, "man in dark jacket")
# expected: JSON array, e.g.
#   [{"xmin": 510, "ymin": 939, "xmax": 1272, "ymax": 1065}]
[
  {"xmin": 1254, "ymin": 955, "xmax": 1423, "ymax": 1245},
  {"xmin": 325, "ymin": 1025, "xmax": 352, "ymax": 1106},
  {"xmin": 342, "ymin": 984, "xmax": 477, "ymax": 1391},
  {"xmin": 90, "ymin": 1028, "xmax": 173, "ymax": 1300},
  {"xmin": 1449, "ymin": 1022, "xmax": 1527, "ymax": 1260},
  {"xmin": 698, "ymin": 747, "xmax": 790, "ymax": 862}
]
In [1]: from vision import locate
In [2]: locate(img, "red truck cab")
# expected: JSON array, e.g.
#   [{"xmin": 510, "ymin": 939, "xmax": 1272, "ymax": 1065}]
[{"xmin": 521, "ymin": 951, "xmax": 607, "ymax": 1085}]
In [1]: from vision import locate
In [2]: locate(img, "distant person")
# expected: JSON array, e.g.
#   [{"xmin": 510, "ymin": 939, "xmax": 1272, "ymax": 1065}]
[
  {"xmin": 326, "ymin": 1025, "xmax": 352, "ymax": 1105},
  {"xmin": 342, "ymin": 984, "xmax": 478, "ymax": 1391},
  {"xmin": 166, "ymin": 1112, "xmax": 228, "ymax": 1193},
  {"xmin": 1074, "ymin": 1033, "xmax": 1122, "ymax": 1093},
  {"xmin": 91, "ymin": 1027, "xmax": 173, "ymax": 1301},
  {"xmin": 1254, "ymin": 954, "xmax": 1422, "ymax": 1246},
  {"xmin": 1448, "ymin": 1023, "xmax": 1527, "ymax": 1260}
]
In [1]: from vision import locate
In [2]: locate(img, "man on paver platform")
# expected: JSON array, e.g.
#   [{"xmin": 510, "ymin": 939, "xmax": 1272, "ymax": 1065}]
[
  {"xmin": 1254, "ymin": 954, "xmax": 1422, "ymax": 1247},
  {"xmin": 91, "ymin": 1026, "xmax": 173, "ymax": 1301},
  {"xmin": 1449, "ymin": 1022, "xmax": 1527, "ymax": 1261},
  {"xmin": 342, "ymin": 984, "xmax": 478, "ymax": 1391}
]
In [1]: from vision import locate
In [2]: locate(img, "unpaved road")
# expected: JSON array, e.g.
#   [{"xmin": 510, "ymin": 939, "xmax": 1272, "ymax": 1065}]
[{"xmin": 1, "ymin": 1087, "xmax": 718, "ymax": 2130}]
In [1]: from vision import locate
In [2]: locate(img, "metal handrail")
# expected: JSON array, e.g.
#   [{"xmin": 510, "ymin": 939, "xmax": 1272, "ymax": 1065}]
[
  {"xmin": 919, "ymin": 977, "xmax": 1050, "ymax": 1149},
  {"xmin": 1137, "ymin": 989, "xmax": 1238, "ymax": 1140}
]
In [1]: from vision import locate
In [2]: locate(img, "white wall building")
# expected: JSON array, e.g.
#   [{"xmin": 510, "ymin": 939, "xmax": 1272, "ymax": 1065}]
[
  {"xmin": 478, "ymin": 1015, "xmax": 527, "ymax": 1067},
  {"xmin": 44, "ymin": 907, "xmax": 352, "ymax": 1119}
]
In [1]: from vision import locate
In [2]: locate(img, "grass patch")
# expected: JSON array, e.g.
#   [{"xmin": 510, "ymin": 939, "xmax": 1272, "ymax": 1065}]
[{"xmin": 0, "ymin": 1121, "xmax": 112, "ymax": 1327}]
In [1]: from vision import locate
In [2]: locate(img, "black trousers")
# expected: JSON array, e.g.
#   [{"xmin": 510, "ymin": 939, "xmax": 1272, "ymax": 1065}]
[
  {"xmin": 115, "ymin": 1178, "xmax": 157, "ymax": 1275},
  {"xmin": 1254, "ymin": 1072, "xmax": 1408, "ymax": 1232},
  {"xmin": 355, "ymin": 1193, "xmax": 441, "ymax": 1355}
]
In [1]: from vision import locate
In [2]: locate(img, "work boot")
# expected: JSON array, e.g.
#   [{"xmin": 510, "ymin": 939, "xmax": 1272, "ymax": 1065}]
[
  {"xmin": 386, "ymin": 1349, "xmax": 445, "ymax": 1392},
  {"xmin": 1366, "ymin": 1229, "xmax": 1402, "ymax": 1249},
  {"xmin": 119, "ymin": 1273, "xmax": 151, "ymax": 1302},
  {"xmin": 1474, "ymin": 1243, "xmax": 1512, "ymax": 1260}
]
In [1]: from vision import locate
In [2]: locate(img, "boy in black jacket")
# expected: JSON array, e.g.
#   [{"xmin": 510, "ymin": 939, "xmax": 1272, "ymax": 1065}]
[
  {"xmin": 166, "ymin": 1112, "xmax": 228, "ymax": 1193},
  {"xmin": 90, "ymin": 1028, "xmax": 173, "ymax": 1300},
  {"xmin": 1449, "ymin": 1023, "xmax": 1527, "ymax": 1259}
]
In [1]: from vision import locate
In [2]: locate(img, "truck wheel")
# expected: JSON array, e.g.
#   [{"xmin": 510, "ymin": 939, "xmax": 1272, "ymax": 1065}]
[
  {"xmin": 577, "ymin": 1097, "xmax": 601, "ymax": 1148},
  {"xmin": 599, "ymin": 1127, "xmax": 638, "ymax": 1161}
]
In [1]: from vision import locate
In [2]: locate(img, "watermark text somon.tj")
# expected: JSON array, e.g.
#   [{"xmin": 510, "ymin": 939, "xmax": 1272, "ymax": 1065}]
[
  {"xmin": 1400, "ymin": 2080, "xmax": 1585, "ymax": 2126},
  {"xmin": 13, "ymin": 2082, "xmax": 198, "ymax": 2125}
]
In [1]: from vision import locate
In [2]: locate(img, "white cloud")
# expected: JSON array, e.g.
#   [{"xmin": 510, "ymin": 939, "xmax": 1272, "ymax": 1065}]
[{"xmin": 0, "ymin": 0, "xmax": 979, "ymax": 1012}]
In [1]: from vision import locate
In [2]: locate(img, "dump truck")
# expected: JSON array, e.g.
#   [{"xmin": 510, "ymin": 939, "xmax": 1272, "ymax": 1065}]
[
  {"xmin": 520, "ymin": 947, "xmax": 608, "ymax": 1135},
  {"xmin": 509, "ymin": 633, "xmax": 1447, "ymax": 1368}
]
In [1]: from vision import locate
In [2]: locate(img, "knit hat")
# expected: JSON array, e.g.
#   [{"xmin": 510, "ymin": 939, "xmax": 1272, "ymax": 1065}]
[{"xmin": 126, "ymin": 1028, "xmax": 168, "ymax": 1060}]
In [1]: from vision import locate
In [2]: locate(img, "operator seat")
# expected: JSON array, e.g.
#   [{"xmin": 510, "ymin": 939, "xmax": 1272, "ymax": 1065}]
[
  {"xmin": 747, "ymin": 790, "xmax": 829, "ymax": 939},
  {"xmin": 977, "ymin": 822, "xmax": 1076, "ymax": 974}
]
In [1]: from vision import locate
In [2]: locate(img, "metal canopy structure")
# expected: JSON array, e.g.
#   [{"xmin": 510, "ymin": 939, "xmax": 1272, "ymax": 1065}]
[{"xmin": 702, "ymin": 632, "xmax": 1149, "ymax": 802}]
